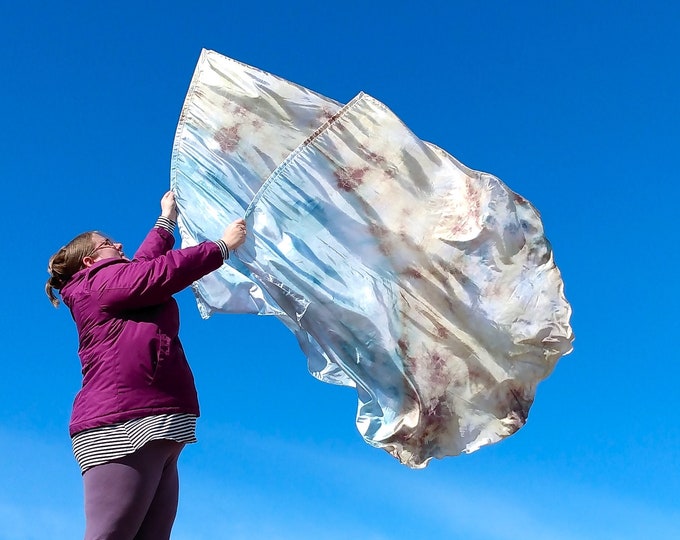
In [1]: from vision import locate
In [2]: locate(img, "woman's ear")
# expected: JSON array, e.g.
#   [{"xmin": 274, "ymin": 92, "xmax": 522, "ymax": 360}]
[{"xmin": 82, "ymin": 256, "xmax": 95, "ymax": 268}]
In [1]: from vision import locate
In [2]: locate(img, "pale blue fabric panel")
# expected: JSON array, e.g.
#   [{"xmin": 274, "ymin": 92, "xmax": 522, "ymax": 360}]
[
  {"xmin": 171, "ymin": 50, "xmax": 342, "ymax": 318},
  {"xmin": 171, "ymin": 50, "xmax": 573, "ymax": 467}
]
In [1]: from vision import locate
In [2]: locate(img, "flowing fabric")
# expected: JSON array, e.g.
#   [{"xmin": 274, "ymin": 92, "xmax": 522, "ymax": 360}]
[{"xmin": 170, "ymin": 50, "xmax": 573, "ymax": 468}]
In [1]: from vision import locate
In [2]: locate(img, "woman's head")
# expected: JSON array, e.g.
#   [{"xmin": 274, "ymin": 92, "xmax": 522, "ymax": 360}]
[{"xmin": 45, "ymin": 232, "xmax": 126, "ymax": 307}]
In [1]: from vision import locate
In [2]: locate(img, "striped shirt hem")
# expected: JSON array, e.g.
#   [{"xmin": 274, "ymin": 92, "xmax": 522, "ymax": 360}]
[
  {"xmin": 155, "ymin": 216, "xmax": 176, "ymax": 233},
  {"xmin": 72, "ymin": 413, "xmax": 197, "ymax": 474},
  {"xmin": 214, "ymin": 239, "xmax": 230, "ymax": 259}
]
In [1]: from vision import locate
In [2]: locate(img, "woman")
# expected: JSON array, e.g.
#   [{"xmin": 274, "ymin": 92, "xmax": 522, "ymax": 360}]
[{"xmin": 45, "ymin": 191, "xmax": 246, "ymax": 540}]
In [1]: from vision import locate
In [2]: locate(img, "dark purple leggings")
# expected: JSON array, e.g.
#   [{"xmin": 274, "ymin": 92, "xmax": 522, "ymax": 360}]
[{"xmin": 82, "ymin": 439, "xmax": 185, "ymax": 540}]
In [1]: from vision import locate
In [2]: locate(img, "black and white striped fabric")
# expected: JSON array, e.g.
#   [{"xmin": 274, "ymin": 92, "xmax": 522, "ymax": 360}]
[
  {"xmin": 72, "ymin": 414, "xmax": 197, "ymax": 473},
  {"xmin": 155, "ymin": 215, "xmax": 176, "ymax": 233}
]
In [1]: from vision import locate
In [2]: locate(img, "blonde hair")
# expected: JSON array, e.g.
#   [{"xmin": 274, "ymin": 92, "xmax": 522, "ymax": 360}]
[{"xmin": 45, "ymin": 231, "xmax": 97, "ymax": 307}]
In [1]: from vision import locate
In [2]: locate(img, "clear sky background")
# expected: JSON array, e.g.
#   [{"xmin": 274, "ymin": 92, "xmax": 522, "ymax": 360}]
[{"xmin": 1, "ymin": 1, "xmax": 679, "ymax": 539}]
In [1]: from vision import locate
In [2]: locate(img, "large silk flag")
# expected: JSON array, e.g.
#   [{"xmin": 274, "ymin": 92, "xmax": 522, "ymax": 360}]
[{"xmin": 170, "ymin": 50, "xmax": 573, "ymax": 468}]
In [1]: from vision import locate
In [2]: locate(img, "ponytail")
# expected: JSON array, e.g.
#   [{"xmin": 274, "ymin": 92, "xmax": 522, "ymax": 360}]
[{"xmin": 45, "ymin": 232, "xmax": 96, "ymax": 307}]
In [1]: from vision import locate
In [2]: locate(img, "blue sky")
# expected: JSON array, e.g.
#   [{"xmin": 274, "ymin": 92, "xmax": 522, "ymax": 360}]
[{"xmin": 2, "ymin": 1, "xmax": 679, "ymax": 538}]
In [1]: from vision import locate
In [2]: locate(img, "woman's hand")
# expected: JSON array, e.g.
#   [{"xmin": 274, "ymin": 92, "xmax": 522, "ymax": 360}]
[
  {"xmin": 160, "ymin": 191, "xmax": 178, "ymax": 222},
  {"xmin": 221, "ymin": 218, "xmax": 247, "ymax": 251}
]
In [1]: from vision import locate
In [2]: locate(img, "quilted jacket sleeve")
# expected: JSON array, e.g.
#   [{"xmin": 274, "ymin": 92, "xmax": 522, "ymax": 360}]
[
  {"xmin": 92, "ymin": 241, "xmax": 224, "ymax": 311},
  {"xmin": 132, "ymin": 227, "xmax": 175, "ymax": 261}
]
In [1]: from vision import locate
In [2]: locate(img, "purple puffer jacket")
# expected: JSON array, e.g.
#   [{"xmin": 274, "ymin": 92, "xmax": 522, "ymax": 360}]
[{"xmin": 60, "ymin": 227, "xmax": 224, "ymax": 436}]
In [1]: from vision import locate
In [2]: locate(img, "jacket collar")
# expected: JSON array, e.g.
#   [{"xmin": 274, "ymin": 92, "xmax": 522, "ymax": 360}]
[{"xmin": 60, "ymin": 258, "xmax": 128, "ymax": 302}]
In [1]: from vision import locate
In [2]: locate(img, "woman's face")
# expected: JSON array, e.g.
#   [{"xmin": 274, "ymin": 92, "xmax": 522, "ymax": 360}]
[{"xmin": 89, "ymin": 233, "xmax": 127, "ymax": 262}]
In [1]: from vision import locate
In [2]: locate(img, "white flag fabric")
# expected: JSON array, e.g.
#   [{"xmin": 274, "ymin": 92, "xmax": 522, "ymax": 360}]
[{"xmin": 171, "ymin": 50, "xmax": 573, "ymax": 468}]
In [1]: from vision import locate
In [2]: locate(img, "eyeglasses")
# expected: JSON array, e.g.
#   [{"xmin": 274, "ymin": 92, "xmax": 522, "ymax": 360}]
[{"xmin": 92, "ymin": 238, "xmax": 118, "ymax": 253}]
